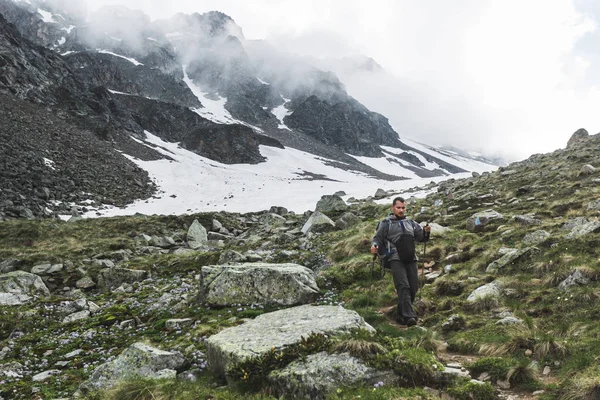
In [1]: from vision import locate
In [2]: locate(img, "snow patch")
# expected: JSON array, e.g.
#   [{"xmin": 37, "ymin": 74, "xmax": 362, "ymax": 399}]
[
  {"xmin": 61, "ymin": 51, "xmax": 76, "ymax": 56},
  {"xmin": 272, "ymin": 96, "xmax": 292, "ymax": 130},
  {"xmin": 257, "ymin": 77, "xmax": 270, "ymax": 85},
  {"xmin": 61, "ymin": 25, "xmax": 76, "ymax": 34},
  {"xmin": 57, "ymin": 37, "xmax": 66, "ymax": 45},
  {"xmin": 37, "ymin": 8, "xmax": 55, "ymax": 23},
  {"xmin": 146, "ymin": 37, "xmax": 158, "ymax": 42},
  {"xmin": 182, "ymin": 66, "xmax": 238, "ymax": 124},
  {"xmin": 84, "ymin": 131, "xmax": 445, "ymax": 217},
  {"xmin": 109, "ymin": 36, "xmax": 122, "ymax": 42},
  {"xmin": 43, "ymin": 158, "xmax": 56, "ymax": 170},
  {"xmin": 98, "ymin": 50, "xmax": 143, "ymax": 66}
]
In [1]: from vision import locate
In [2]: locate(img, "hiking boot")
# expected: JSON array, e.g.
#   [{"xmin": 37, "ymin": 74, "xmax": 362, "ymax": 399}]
[{"xmin": 406, "ymin": 318, "xmax": 417, "ymax": 327}]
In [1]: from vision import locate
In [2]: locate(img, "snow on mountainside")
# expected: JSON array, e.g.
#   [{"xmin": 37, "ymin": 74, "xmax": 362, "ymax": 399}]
[{"xmin": 83, "ymin": 132, "xmax": 488, "ymax": 218}]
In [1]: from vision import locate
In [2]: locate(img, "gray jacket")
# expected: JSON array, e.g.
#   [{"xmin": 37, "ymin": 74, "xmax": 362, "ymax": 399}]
[{"xmin": 372, "ymin": 214, "xmax": 426, "ymax": 261}]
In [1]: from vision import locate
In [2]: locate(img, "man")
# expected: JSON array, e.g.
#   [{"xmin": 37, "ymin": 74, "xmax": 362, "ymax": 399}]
[{"xmin": 371, "ymin": 197, "xmax": 430, "ymax": 326}]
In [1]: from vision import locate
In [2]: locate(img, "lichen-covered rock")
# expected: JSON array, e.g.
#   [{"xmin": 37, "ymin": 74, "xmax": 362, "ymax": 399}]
[
  {"xmin": 268, "ymin": 352, "xmax": 396, "ymax": 400},
  {"xmin": 315, "ymin": 195, "xmax": 348, "ymax": 213},
  {"xmin": 558, "ymin": 270, "xmax": 589, "ymax": 291},
  {"xmin": 486, "ymin": 247, "xmax": 536, "ymax": 273},
  {"xmin": 205, "ymin": 305, "xmax": 374, "ymax": 378},
  {"xmin": 187, "ymin": 219, "xmax": 207, "ymax": 249},
  {"xmin": 97, "ymin": 268, "xmax": 148, "ymax": 291},
  {"xmin": 301, "ymin": 211, "xmax": 336, "ymax": 234},
  {"xmin": 466, "ymin": 210, "xmax": 504, "ymax": 232},
  {"xmin": 467, "ymin": 281, "xmax": 502, "ymax": 302},
  {"xmin": 0, "ymin": 271, "xmax": 50, "ymax": 297},
  {"xmin": 523, "ymin": 230, "xmax": 550, "ymax": 246},
  {"xmin": 78, "ymin": 342, "xmax": 188, "ymax": 393},
  {"xmin": 565, "ymin": 221, "xmax": 600, "ymax": 239},
  {"xmin": 198, "ymin": 263, "xmax": 319, "ymax": 306}
]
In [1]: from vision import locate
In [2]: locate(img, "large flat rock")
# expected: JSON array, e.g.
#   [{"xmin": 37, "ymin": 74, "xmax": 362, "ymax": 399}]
[
  {"xmin": 199, "ymin": 263, "xmax": 319, "ymax": 306},
  {"xmin": 205, "ymin": 305, "xmax": 375, "ymax": 377}
]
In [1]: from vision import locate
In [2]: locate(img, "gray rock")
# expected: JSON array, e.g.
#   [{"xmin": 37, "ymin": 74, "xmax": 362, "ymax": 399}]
[
  {"xmin": 0, "ymin": 271, "xmax": 50, "ymax": 297},
  {"xmin": 301, "ymin": 211, "xmax": 336, "ymax": 234},
  {"xmin": 187, "ymin": 219, "xmax": 208, "ymax": 249},
  {"xmin": 206, "ymin": 305, "xmax": 374, "ymax": 377},
  {"xmin": 566, "ymin": 221, "xmax": 600, "ymax": 239},
  {"xmin": 199, "ymin": 263, "xmax": 319, "ymax": 306},
  {"xmin": 467, "ymin": 281, "xmax": 502, "ymax": 302},
  {"xmin": 268, "ymin": 352, "xmax": 396, "ymax": 400},
  {"xmin": 486, "ymin": 248, "xmax": 536, "ymax": 273},
  {"xmin": 523, "ymin": 230, "xmax": 550, "ymax": 246},
  {"xmin": 91, "ymin": 259, "xmax": 115, "ymax": 268},
  {"xmin": 466, "ymin": 210, "xmax": 504, "ymax": 232},
  {"xmin": 0, "ymin": 292, "xmax": 31, "ymax": 305},
  {"xmin": 62, "ymin": 310, "xmax": 91, "ymax": 324},
  {"xmin": 218, "ymin": 250, "xmax": 245, "ymax": 264},
  {"xmin": 373, "ymin": 188, "xmax": 388, "ymax": 199},
  {"xmin": 31, "ymin": 263, "xmax": 64, "ymax": 275},
  {"xmin": 562, "ymin": 217, "xmax": 589, "ymax": 231},
  {"xmin": 496, "ymin": 316, "xmax": 524, "ymax": 325},
  {"xmin": 76, "ymin": 276, "xmax": 96, "ymax": 289},
  {"xmin": 207, "ymin": 232, "xmax": 232, "ymax": 241},
  {"xmin": 79, "ymin": 342, "xmax": 187, "ymax": 393},
  {"xmin": 335, "ymin": 212, "xmax": 359, "ymax": 230},
  {"xmin": 441, "ymin": 314, "xmax": 466, "ymax": 332},
  {"xmin": 558, "ymin": 270, "xmax": 589, "ymax": 291},
  {"xmin": 149, "ymin": 235, "xmax": 176, "ymax": 249},
  {"xmin": 315, "ymin": 195, "xmax": 348, "ymax": 213},
  {"xmin": 580, "ymin": 164, "xmax": 596, "ymax": 175},
  {"xmin": 259, "ymin": 213, "xmax": 286, "ymax": 231},
  {"xmin": 269, "ymin": 206, "xmax": 289, "ymax": 216},
  {"xmin": 0, "ymin": 259, "xmax": 20, "ymax": 274},
  {"xmin": 165, "ymin": 318, "xmax": 194, "ymax": 330},
  {"xmin": 212, "ymin": 219, "xmax": 223, "ymax": 231},
  {"xmin": 513, "ymin": 215, "xmax": 542, "ymax": 225},
  {"xmin": 32, "ymin": 369, "xmax": 61, "ymax": 382},
  {"xmin": 97, "ymin": 268, "xmax": 148, "ymax": 291}
]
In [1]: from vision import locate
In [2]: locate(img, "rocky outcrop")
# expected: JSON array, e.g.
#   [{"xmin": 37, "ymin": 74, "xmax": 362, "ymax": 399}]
[
  {"xmin": 268, "ymin": 352, "xmax": 396, "ymax": 400},
  {"xmin": 205, "ymin": 305, "xmax": 374, "ymax": 377},
  {"xmin": 78, "ymin": 342, "xmax": 188, "ymax": 393},
  {"xmin": 198, "ymin": 263, "xmax": 319, "ymax": 306},
  {"xmin": 302, "ymin": 211, "xmax": 336, "ymax": 234},
  {"xmin": 466, "ymin": 210, "xmax": 504, "ymax": 232},
  {"xmin": 0, "ymin": 271, "xmax": 50, "ymax": 302}
]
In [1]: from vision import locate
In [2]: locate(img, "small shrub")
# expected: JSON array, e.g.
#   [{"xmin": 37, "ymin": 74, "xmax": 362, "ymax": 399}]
[
  {"xmin": 333, "ymin": 339, "xmax": 387, "ymax": 358},
  {"xmin": 559, "ymin": 366, "xmax": 600, "ymax": 400},
  {"xmin": 446, "ymin": 379, "xmax": 498, "ymax": 400},
  {"xmin": 466, "ymin": 357, "xmax": 513, "ymax": 382}
]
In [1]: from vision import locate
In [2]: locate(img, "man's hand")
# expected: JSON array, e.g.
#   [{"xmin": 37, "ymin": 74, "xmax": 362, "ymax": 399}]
[
  {"xmin": 370, "ymin": 245, "xmax": 378, "ymax": 254},
  {"xmin": 423, "ymin": 225, "xmax": 431, "ymax": 234}
]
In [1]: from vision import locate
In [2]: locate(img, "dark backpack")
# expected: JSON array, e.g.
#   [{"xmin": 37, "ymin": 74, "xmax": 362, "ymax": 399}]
[{"xmin": 393, "ymin": 220, "xmax": 416, "ymax": 263}]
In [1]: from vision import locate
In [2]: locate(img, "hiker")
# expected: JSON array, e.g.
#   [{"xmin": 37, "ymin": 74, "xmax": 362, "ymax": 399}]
[{"xmin": 371, "ymin": 197, "xmax": 430, "ymax": 326}]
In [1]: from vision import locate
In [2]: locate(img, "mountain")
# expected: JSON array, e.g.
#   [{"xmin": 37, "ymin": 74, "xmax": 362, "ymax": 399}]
[{"xmin": 0, "ymin": 0, "xmax": 498, "ymax": 220}]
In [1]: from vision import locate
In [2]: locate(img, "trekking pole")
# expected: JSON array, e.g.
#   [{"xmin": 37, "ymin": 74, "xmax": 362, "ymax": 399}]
[
  {"xmin": 368, "ymin": 253, "xmax": 376, "ymax": 307},
  {"xmin": 419, "ymin": 224, "xmax": 429, "ymax": 301}
]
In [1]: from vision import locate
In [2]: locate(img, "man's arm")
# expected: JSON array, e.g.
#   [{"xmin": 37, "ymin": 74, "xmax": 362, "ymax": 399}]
[{"xmin": 370, "ymin": 221, "xmax": 385, "ymax": 254}]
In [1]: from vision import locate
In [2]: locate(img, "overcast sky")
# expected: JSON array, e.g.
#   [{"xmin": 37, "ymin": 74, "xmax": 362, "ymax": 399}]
[{"xmin": 86, "ymin": 0, "xmax": 600, "ymax": 162}]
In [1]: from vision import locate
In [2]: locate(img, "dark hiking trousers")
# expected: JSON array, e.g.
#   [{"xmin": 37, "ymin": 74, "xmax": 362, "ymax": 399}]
[{"xmin": 390, "ymin": 259, "xmax": 418, "ymax": 320}]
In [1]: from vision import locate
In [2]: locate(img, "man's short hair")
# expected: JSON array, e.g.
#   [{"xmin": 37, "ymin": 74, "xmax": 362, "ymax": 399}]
[{"xmin": 392, "ymin": 197, "xmax": 405, "ymax": 206}]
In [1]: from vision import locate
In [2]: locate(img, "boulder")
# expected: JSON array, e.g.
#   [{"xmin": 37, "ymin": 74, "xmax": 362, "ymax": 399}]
[
  {"xmin": 199, "ymin": 263, "xmax": 319, "ymax": 306},
  {"xmin": 187, "ymin": 219, "xmax": 208, "ymax": 249},
  {"xmin": 467, "ymin": 281, "xmax": 502, "ymax": 302},
  {"xmin": 0, "ymin": 259, "xmax": 20, "ymax": 274},
  {"xmin": 373, "ymin": 188, "xmax": 388, "ymax": 199},
  {"xmin": 523, "ymin": 230, "xmax": 550, "ymax": 246},
  {"xmin": 31, "ymin": 263, "xmax": 64, "ymax": 276},
  {"xmin": 268, "ymin": 352, "xmax": 396, "ymax": 400},
  {"xmin": 97, "ymin": 268, "xmax": 148, "ymax": 291},
  {"xmin": 558, "ymin": 270, "xmax": 589, "ymax": 291},
  {"xmin": 466, "ymin": 210, "xmax": 504, "ymax": 232},
  {"xmin": 149, "ymin": 236, "xmax": 176, "ymax": 249},
  {"xmin": 315, "ymin": 195, "xmax": 348, "ymax": 213},
  {"xmin": 486, "ymin": 247, "xmax": 536, "ymax": 273},
  {"xmin": 79, "ymin": 342, "xmax": 188, "ymax": 393},
  {"xmin": 512, "ymin": 215, "xmax": 542, "ymax": 226},
  {"xmin": 205, "ymin": 305, "xmax": 374, "ymax": 377},
  {"xmin": 301, "ymin": 211, "xmax": 336, "ymax": 234},
  {"xmin": 566, "ymin": 221, "xmax": 600, "ymax": 239},
  {"xmin": 335, "ymin": 212, "xmax": 359, "ymax": 230},
  {"xmin": 566, "ymin": 128, "xmax": 588, "ymax": 147},
  {"xmin": 0, "ymin": 271, "xmax": 50, "ymax": 298}
]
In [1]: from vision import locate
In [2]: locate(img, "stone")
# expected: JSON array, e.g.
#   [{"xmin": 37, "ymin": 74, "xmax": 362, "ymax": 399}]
[
  {"xmin": 268, "ymin": 352, "xmax": 396, "ymax": 400},
  {"xmin": 496, "ymin": 316, "xmax": 524, "ymax": 325},
  {"xmin": 0, "ymin": 292, "xmax": 31, "ymax": 305},
  {"xmin": 79, "ymin": 342, "xmax": 188, "ymax": 393},
  {"xmin": 149, "ymin": 235, "xmax": 176, "ymax": 249},
  {"xmin": 335, "ymin": 212, "xmax": 359, "ymax": 230},
  {"xmin": 467, "ymin": 281, "xmax": 502, "ymax": 302},
  {"xmin": 32, "ymin": 369, "xmax": 61, "ymax": 382},
  {"xmin": 465, "ymin": 210, "xmax": 504, "ymax": 232},
  {"xmin": 97, "ymin": 268, "xmax": 148, "ymax": 291},
  {"xmin": 165, "ymin": 318, "xmax": 194, "ymax": 330},
  {"xmin": 205, "ymin": 305, "xmax": 374, "ymax": 377},
  {"xmin": 566, "ymin": 128, "xmax": 589, "ymax": 147},
  {"xmin": 373, "ymin": 188, "xmax": 387, "ymax": 199},
  {"xmin": 441, "ymin": 314, "xmax": 465, "ymax": 332},
  {"xmin": 301, "ymin": 211, "xmax": 336, "ymax": 234},
  {"xmin": 62, "ymin": 310, "xmax": 91, "ymax": 324},
  {"xmin": 580, "ymin": 164, "xmax": 596, "ymax": 175},
  {"xmin": 199, "ymin": 263, "xmax": 319, "ymax": 306},
  {"xmin": 566, "ymin": 221, "xmax": 600, "ymax": 239},
  {"xmin": 486, "ymin": 247, "xmax": 536, "ymax": 273},
  {"xmin": 558, "ymin": 270, "xmax": 589, "ymax": 291},
  {"xmin": 212, "ymin": 219, "xmax": 223, "ymax": 231},
  {"xmin": 512, "ymin": 215, "xmax": 542, "ymax": 226},
  {"xmin": 0, "ymin": 271, "xmax": 50, "ymax": 297},
  {"xmin": 315, "ymin": 195, "xmax": 348, "ymax": 213},
  {"xmin": 0, "ymin": 259, "xmax": 20, "ymax": 274},
  {"xmin": 187, "ymin": 219, "xmax": 208, "ymax": 249},
  {"xmin": 76, "ymin": 276, "xmax": 96, "ymax": 289},
  {"xmin": 523, "ymin": 230, "xmax": 550, "ymax": 246}
]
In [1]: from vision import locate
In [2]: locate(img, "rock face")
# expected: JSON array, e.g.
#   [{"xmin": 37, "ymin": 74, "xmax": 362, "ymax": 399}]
[
  {"xmin": 79, "ymin": 342, "xmax": 188, "ymax": 393},
  {"xmin": 199, "ymin": 263, "xmax": 319, "ymax": 306},
  {"xmin": 205, "ymin": 305, "xmax": 375, "ymax": 377},
  {"xmin": 268, "ymin": 352, "xmax": 396, "ymax": 400},
  {"xmin": 0, "ymin": 271, "xmax": 50, "ymax": 300}
]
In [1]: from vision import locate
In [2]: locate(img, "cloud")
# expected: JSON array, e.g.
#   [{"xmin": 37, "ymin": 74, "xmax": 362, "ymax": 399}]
[{"xmin": 84, "ymin": 0, "xmax": 600, "ymax": 161}]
